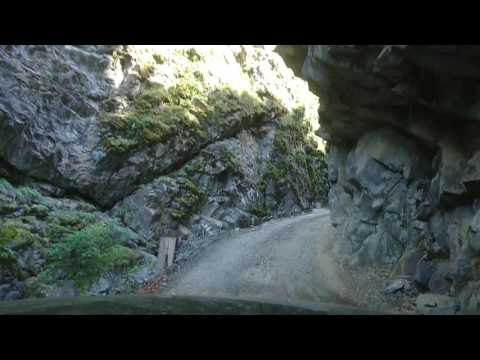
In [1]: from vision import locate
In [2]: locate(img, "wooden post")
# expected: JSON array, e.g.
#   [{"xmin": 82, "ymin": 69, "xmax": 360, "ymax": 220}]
[
  {"xmin": 167, "ymin": 237, "xmax": 177, "ymax": 267},
  {"xmin": 157, "ymin": 237, "xmax": 177, "ymax": 273}
]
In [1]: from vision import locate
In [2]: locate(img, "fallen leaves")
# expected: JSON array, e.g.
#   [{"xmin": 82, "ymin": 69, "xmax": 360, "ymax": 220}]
[{"xmin": 137, "ymin": 275, "xmax": 169, "ymax": 295}]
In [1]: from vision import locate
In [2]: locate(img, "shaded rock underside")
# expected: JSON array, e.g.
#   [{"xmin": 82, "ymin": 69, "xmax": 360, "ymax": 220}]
[{"xmin": 295, "ymin": 45, "xmax": 480, "ymax": 314}]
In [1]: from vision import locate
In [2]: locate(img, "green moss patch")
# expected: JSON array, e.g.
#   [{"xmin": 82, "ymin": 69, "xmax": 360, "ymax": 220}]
[
  {"xmin": 100, "ymin": 64, "xmax": 284, "ymax": 155},
  {"xmin": 0, "ymin": 221, "xmax": 35, "ymax": 250},
  {"xmin": 254, "ymin": 107, "xmax": 329, "ymax": 214}
]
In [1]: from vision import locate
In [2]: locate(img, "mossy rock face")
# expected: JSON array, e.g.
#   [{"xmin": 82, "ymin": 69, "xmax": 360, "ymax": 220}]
[
  {"xmin": 99, "ymin": 47, "xmax": 292, "ymax": 157},
  {"xmin": 16, "ymin": 187, "xmax": 42, "ymax": 204},
  {"xmin": 0, "ymin": 177, "xmax": 146, "ymax": 300},
  {"xmin": 0, "ymin": 195, "xmax": 18, "ymax": 215},
  {"xmin": 0, "ymin": 46, "xmax": 328, "ymax": 300},
  {"xmin": 255, "ymin": 107, "xmax": 328, "ymax": 216},
  {"xmin": 0, "ymin": 247, "xmax": 17, "ymax": 267},
  {"xmin": 0, "ymin": 178, "xmax": 17, "ymax": 197},
  {"xmin": 55, "ymin": 210, "xmax": 98, "ymax": 228},
  {"xmin": 0, "ymin": 179, "xmax": 19, "ymax": 215},
  {"xmin": 149, "ymin": 176, "xmax": 204, "ymax": 236},
  {"xmin": 25, "ymin": 204, "xmax": 50, "ymax": 219},
  {"xmin": 100, "ymin": 83, "xmax": 276, "ymax": 155},
  {"xmin": 0, "ymin": 221, "xmax": 35, "ymax": 250}
]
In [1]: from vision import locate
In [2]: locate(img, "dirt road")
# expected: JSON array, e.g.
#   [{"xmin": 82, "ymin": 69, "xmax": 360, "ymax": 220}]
[{"xmin": 165, "ymin": 209, "xmax": 372, "ymax": 311}]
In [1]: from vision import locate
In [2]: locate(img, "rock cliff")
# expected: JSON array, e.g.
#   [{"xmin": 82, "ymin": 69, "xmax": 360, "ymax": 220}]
[
  {"xmin": 295, "ymin": 45, "xmax": 480, "ymax": 313},
  {"xmin": 0, "ymin": 45, "xmax": 328, "ymax": 300}
]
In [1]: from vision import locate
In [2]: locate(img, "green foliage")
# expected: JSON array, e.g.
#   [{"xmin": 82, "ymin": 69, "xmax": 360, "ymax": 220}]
[
  {"xmin": 46, "ymin": 222, "xmax": 140, "ymax": 289},
  {"xmin": 0, "ymin": 178, "xmax": 16, "ymax": 195},
  {"xmin": 247, "ymin": 201, "xmax": 268, "ymax": 219},
  {"xmin": 55, "ymin": 210, "xmax": 98, "ymax": 228},
  {"xmin": 206, "ymin": 88, "xmax": 270, "ymax": 129},
  {"xmin": 220, "ymin": 149, "xmax": 238, "ymax": 173},
  {"xmin": 0, "ymin": 221, "xmax": 33, "ymax": 273},
  {"xmin": 149, "ymin": 176, "xmax": 204, "ymax": 239},
  {"xmin": 176, "ymin": 47, "xmax": 203, "ymax": 62},
  {"xmin": 152, "ymin": 53, "xmax": 165, "ymax": 64},
  {"xmin": 170, "ymin": 177, "xmax": 202, "ymax": 222},
  {"xmin": 46, "ymin": 224, "xmax": 72, "ymax": 243},
  {"xmin": 16, "ymin": 187, "xmax": 42, "ymax": 201},
  {"xmin": 137, "ymin": 63, "xmax": 155, "ymax": 81},
  {"xmin": 0, "ymin": 222, "xmax": 34, "ymax": 249},
  {"xmin": 103, "ymin": 245, "xmax": 140, "ymax": 273},
  {"xmin": 101, "ymin": 79, "xmax": 208, "ymax": 154},
  {"xmin": 0, "ymin": 246, "xmax": 16, "ymax": 266},
  {"xmin": 26, "ymin": 204, "xmax": 50, "ymax": 218}
]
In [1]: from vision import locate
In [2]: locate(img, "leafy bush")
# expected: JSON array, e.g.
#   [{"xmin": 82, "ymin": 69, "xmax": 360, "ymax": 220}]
[
  {"xmin": 47, "ymin": 222, "xmax": 140, "ymax": 289},
  {"xmin": 0, "ymin": 247, "xmax": 16, "ymax": 266},
  {"xmin": 247, "ymin": 201, "xmax": 268, "ymax": 219}
]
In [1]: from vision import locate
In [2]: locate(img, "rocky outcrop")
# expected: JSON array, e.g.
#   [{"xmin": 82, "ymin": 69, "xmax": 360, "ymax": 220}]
[
  {"xmin": 0, "ymin": 46, "xmax": 326, "ymax": 208},
  {"xmin": 295, "ymin": 45, "xmax": 480, "ymax": 313},
  {"xmin": 0, "ymin": 45, "xmax": 328, "ymax": 300},
  {"xmin": 0, "ymin": 175, "xmax": 160, "ymax": 300}
]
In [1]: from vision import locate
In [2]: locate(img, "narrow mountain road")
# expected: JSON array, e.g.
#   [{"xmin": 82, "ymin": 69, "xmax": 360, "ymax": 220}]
[{"xmin": 165, "ymin": 208, "xmax": 373, "ymax": 311}]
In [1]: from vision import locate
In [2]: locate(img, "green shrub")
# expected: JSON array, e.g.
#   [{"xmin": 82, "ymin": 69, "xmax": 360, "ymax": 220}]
[
  {"xmin": 137, "ymin": 63, "xmax": 155, "ymax": 81},
  {"xmin": 56, "ymin": 210, "xmax": 97, "ymax": 228},
  {"xmin": 0, "ymin": 246, "xmax": 16, "ymax": 266},
  {"xmin": 248, "ymin": 201, "xmax": 267, "ymax": 219},
  {"xmin": 47, "ymin": 222, "xmax": 140, "ymax": 289},
  {"xmin": 16, "ymin": 187, "xmax": 42, "ymax": 202},
  {"xmin": 153, "ymin": 53, "xmax": 165, "ymax": 64}
]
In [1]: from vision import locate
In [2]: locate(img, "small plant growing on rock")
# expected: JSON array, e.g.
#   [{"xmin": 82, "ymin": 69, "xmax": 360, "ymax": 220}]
[
  {"xmin": 137, "ymin": 63, "xmax": 155, "ymax": 81},
  {"xmin": 46, "ymin": 222, "xmax": 140, "ymax": 289}
]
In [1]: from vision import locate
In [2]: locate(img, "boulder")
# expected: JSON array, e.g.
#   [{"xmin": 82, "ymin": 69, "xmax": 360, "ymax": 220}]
[
  {"xmin": 384, "ymin": 278, "xmax": 417, "ymax": 297},
  {"xmin": 415, "ymin": 256, "xmax": 435, "ymax": 288},
  {"xmin": 356, "ymin": 229, "xmax": 403, "ymax": 266},
  {"xmin": 393, "ymin": 248, "xmax": 425, "ymax": 277}
]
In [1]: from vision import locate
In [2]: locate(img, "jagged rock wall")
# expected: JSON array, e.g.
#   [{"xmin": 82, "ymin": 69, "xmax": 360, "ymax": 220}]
[
  {"xmin": 0, "ymin": 45, "xmax": 328, "ymax": 300},
  {"xmin": 296, "ymin": 45, "xmax": 480, "ymax": 312},
  {"xmin": 0, "ymin": 45, "xmax": 326, "ymax": 208}
]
